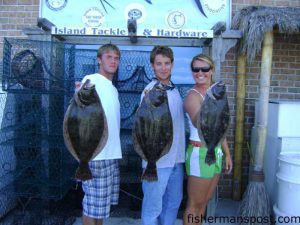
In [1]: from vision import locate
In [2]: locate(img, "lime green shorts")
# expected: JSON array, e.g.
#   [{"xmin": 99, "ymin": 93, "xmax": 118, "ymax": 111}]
[{"xmin": 185, "ymin": 144, "xmax": 223, "ymax": 178}]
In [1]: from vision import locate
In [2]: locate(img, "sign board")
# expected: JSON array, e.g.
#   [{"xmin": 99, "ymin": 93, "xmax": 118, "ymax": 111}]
[{"xmin": 40, "ymin": 0, "xmax": 231, "ymax": 38}]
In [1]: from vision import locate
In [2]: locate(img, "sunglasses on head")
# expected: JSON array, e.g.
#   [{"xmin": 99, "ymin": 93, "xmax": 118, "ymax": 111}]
[{"xmin": 191, "ymin": 67, "xmax": 211, "ymax": 73}]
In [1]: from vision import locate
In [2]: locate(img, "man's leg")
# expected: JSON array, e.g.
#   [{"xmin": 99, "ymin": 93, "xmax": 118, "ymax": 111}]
[
  {"xmin": 159, "ymin": 163, "xmax": 184, "ymax": 225},
  {"xmin": 82, "ymin": 215, "xmax": 103, "ymax": 225},
  {"xmin": 82, "ymin": 160, "xmax": 119, "ymax": 225},
  {"xmin": 141, "ymin": 167, "xmax": 172, "ymax": 225}
]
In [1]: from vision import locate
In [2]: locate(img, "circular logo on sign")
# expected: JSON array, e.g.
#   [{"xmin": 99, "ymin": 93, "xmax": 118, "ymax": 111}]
[
  {"xmin": 166, "ymin": 11, "xmax": 186, "ymax": 29},
  {"xmin": 46, "ymin": 0, "xmax": 67, "ymax": 11},
  {"xmin": 203, "ymin": 0, "xmax": 226, "ymax": 13},
  {"xmin": 128, "ymin": 8, "xmax": 143, "ymax": 20},
  {"xmin": 124, "ymin": 3, "xmax": 146, "ymax": 24},
  {"xmin": 82, "ymin": 7, "xmax": 105, "ymax": 27}
]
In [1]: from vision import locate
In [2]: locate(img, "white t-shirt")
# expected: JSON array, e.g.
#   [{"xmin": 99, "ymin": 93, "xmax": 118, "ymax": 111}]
[
  {"xmin": 81, "ymin": 73, "xmax": 122, "ymax": 160},
  {"xmin": 140, "ymin": 80, "xmax": 186, "ymax": 168}
]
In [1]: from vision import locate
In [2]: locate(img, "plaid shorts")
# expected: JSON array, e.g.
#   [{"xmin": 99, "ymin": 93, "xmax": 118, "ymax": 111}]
[{"xmin": 82, "ymin": 159, "xmax": 120, "ymax": 219}]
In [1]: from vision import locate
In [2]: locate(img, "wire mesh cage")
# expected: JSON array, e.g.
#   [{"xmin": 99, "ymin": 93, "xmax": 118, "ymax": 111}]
[
  {"xmin": 0, "ymin": 91, "xmax": 77, "ymax": 200},
  {"xmin": 1, "ymin": 38, "xmax": 84, "ymax": 203},
  {"xmin": 2, "ymin": 38, "xmax": 76, "ymax": 95}
]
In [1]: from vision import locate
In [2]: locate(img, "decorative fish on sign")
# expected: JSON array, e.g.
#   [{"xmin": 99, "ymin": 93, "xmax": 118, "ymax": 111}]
[
  {"xmin": 194, "ymin": 0, "xmax": 207, "ymax": 18},
  {"xmin": 196, "ymin": 81, "xmax": 229, "ymax": 165},
  {"xmin": 63, "ymin": 79, "xmax": 108, "ymax": 181},
  {"xmin": 132, "ymin": 82, "xmax": 173, "ymax": 181},
  {"xmin": 99, "ymin": 0, "xmax": 115, "ymax": 13}
]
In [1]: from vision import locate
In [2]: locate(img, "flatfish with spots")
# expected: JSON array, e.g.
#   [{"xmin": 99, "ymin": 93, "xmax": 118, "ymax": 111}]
[
  {"xmin": 132, "ymin": 82, "xmax": 173, "ymax": 181},
  {"xmin": 196, "ymin": 81, "xmax": 230, "ymax": 165},
  {"xmin": 63, "ymin": 79, "xmax": 108, "ymax": 181}
]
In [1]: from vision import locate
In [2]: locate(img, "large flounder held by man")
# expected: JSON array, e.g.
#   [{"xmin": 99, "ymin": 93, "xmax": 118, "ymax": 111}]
[
  {"xmin": 63, "ymin": 79, "xmax": 108, "ymax": 181},
  {"xmin": 196, "ymin": 81, "xmax": 230, "ymax": 165},
  {"xmin": 132, "ymin": 82, "xmax": 173, "ymax": 181}
]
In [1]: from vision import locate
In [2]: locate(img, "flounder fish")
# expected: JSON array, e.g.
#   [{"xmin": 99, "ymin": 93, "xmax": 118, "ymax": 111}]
[
  {"xmin": 196, "ymin": 81, "xmax": 230, "ymax": 165},
  {"xmin": 63, "ymin": 79, "xmax": 108, "ymax": 181},
  {"xmin": 132, "ymin": 82, "xmax": 173, "ymax": 181}
]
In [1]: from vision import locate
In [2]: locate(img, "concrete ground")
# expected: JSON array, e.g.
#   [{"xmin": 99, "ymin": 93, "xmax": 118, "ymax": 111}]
[
  {"xmin": 73, "ymin": 199, "xmax": 240, "ymax": 225},
  {"xmin": 74, "ymin": 218, "xmax": 181, "ymax": 225},
  {"xmin": 0, "ymin": 186, "xmax": 240, "ymax": 225}
]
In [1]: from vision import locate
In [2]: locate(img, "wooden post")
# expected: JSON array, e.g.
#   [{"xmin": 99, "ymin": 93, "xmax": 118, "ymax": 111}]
[
  {"xmin": 238, "ymin": 31, "xmax": 273, "ymax": 221},
  {"xmin": 254, "ymin": 31, "xmax": 274, "ymax": 172},
  {"xmin": 233, "ymin": 54, "xmax": 246, "ymax": 200}
]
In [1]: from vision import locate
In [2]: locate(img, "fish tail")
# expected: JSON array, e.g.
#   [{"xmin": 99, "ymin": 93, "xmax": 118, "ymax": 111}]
[
  {"xmin": 75, "ymin": 162, "xmax": 92, "ymax": 181},
  {"xmin": 205, "ymin": 150, "xmax": 216, "ymax": 165},
  {"xmin": 142, "ymin": 162, "xmax": 158, "ymax": 181}
]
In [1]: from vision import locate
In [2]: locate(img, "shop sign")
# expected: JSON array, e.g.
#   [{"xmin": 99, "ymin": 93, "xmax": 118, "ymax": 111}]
[{"xmin": 40, "ymin": 0, "xmax": 230, "ymax": 38}]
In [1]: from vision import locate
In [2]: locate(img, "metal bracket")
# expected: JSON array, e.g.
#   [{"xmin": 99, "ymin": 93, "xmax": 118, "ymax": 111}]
[{"xmin": 127, "ymin": 18, "xmax": 137, "ymax": 43}]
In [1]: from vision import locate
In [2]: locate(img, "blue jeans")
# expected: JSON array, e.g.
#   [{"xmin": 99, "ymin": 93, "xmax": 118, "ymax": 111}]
[{"xmin": 141, "ymin": 163, "xmax": 184, "ymax": 225}]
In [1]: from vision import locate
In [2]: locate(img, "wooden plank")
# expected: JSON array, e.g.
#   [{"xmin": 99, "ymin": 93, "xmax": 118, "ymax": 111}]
[{"xmin": 53, "ymin": 36, "xmax": 209, "ymax": 46}]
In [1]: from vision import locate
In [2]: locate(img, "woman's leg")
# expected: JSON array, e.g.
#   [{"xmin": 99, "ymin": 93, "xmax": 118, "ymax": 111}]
[
  {"xmin": 206, "ymin": 174, "xmax": 220, "ymax": 201},
  {"xmin": 183, "ymin": 174, "xmax": 220, "ymax": 225}
]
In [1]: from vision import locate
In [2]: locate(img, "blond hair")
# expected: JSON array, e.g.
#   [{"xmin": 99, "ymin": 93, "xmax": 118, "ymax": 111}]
[
  {"xmin": 97, "ymin": 43, "xmax": 120, "ymax": 58},
  {"xmin": 190, "ymin": 54, "xmax": 215, "ymax": 73}
]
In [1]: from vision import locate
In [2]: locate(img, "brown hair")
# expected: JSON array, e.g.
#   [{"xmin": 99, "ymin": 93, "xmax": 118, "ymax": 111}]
[
  {"xmin": 150, "ymin": 46, "xmax": 174, "ymax": 64},
  {"xmin": 97, "ymin": 43, "xmax": 120, "ymax": 58}
]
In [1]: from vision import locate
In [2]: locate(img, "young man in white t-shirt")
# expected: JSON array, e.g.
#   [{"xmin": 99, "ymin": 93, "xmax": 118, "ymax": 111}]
[{"xmin": 78, "ymin": 44, "xmax": 122, "ymax": 225}]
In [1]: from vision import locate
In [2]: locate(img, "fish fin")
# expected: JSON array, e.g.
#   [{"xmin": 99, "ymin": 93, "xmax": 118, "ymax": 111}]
[
  {"xmin": 75, "ymin": 162, "xmax": 92, "ymax": 181},
  {"xmin": 132, "ymin": 128, "xmax": 147, "ymax": 160},
  {"xmin": 63, "ymin": 111, "xmax": 80, "ymax": 162},
  {"xmin": 142, "ymin": 162, "xmax": 158, "ymax": 181},
  {"xmin": 91, "ymin": 105, "xmax": 108, "ymax": 160},
  {"xmin": 205, "ymin": 150, "xmax": 216, "ymax": 165},
  {"xmin": 196, "ymin": 111, "xmax": 207, "ymax": 145}
]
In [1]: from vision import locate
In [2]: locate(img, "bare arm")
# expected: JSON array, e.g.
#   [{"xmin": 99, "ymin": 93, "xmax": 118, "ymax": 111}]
[
  {"xmin": 221, "ymin": 138, "xmax": 233, "ymax": 174},
  {"xmin": 184, "ymin": 91, "xmax": 203, "ymax": 127}
]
